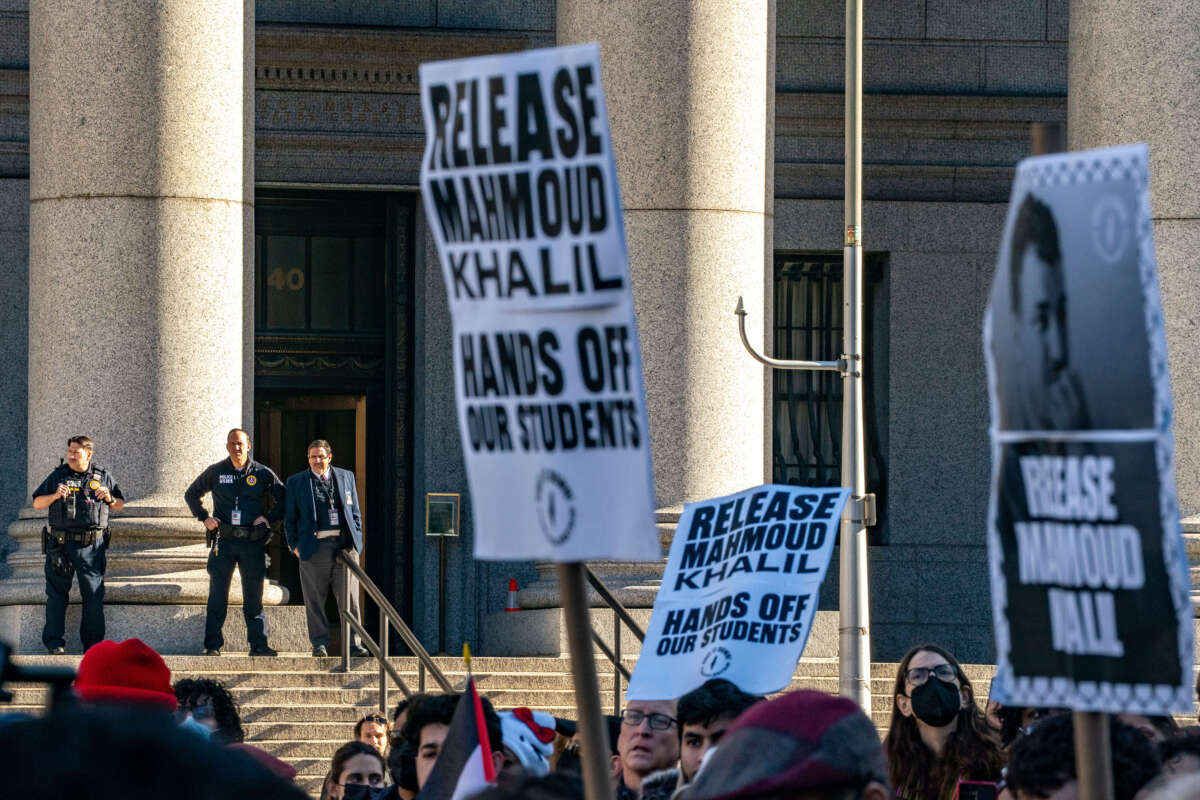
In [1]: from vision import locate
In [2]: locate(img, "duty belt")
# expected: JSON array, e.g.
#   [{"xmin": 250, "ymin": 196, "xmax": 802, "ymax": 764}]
[
  {"xmin": 218, "ymin": 523, "xmax": 269, "ymax": 542},
  {"xmin": 48, "ymin": 527, "xmax": 100, "ymax": 547}
]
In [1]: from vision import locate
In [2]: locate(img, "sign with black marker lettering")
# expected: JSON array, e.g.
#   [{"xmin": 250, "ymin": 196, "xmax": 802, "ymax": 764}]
[
  {"xmin": 419, "ymin": 44, "xmax": 658, "ymax": 561},
  {"xmin": 625, "ymin": 485, "xmax": 849, "ymax": 699},
  {"xmin": 984, "ymin": 144, "xmax": 1193, "ymax": 713}
]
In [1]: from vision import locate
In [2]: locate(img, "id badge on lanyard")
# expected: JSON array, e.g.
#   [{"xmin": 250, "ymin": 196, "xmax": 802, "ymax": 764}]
[{"xmin": 328, "ymin": 499, "xmax": 340, "ymax": 527}]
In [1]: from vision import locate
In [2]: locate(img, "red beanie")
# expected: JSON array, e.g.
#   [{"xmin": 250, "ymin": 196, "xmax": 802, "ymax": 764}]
[{"xmin": 74, "ymin": 638, "xmax": 177, "ymax": 711}]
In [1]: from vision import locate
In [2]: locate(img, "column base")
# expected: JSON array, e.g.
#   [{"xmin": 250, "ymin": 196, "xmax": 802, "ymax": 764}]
[
  {"xmin": 0, "ymin": 508, "xmax": 288, "ymax": 605},
  {"xmin": 0, "ymin": 603, "xmax": 311, "ymax": 655}
]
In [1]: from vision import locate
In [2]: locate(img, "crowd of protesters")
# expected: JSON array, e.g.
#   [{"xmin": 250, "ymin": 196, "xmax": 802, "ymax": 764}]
[{"xmin": 2, "ymin": 637, "xmax": 1200, "ymax": 799}]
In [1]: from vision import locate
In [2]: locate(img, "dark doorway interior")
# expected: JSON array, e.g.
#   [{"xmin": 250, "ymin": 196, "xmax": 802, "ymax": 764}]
[{"xmin": 252, "ymin": 190, "xmax": 416, "ymax": 640}]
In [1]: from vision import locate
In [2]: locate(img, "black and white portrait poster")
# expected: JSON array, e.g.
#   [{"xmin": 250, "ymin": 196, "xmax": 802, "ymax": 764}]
[
  {"xmin": 626, "ymin": 485, "xmax": 848, "ymax": 699},
  {"xmin": 984, "ymin": 144, "xmax": 1193, "ymax": 713},
  {"xmin": 418, "ymin": 44, "xmax": 658, "ymax": 561}
]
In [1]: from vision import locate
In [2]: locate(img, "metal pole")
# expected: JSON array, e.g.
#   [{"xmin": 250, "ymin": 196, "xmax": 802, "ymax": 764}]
[
  {"xmin": 613, "ymin": 609, "xmax": 621, "ymax": 715},
  {"xmin": 839, "ymin": 0, "xmax": 872, "ymax": 713},
  {"xmin": 342, "ymin": 559, "xmax": 352, "ymax": 672},
  {"xmin": 379, "ymin": 604, "xmax": 389, "ymax": 714},
  {"xmin": 557, "ymin": 562, "xmax": 615, "ymax": 800},
  {"xmin": 1074, "ymin": 712, "xmax": 1114, "ymax": 800}
]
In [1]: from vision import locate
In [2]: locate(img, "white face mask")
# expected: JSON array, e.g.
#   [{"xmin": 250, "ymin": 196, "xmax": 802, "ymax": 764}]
[{"xmin": 179, "ymin": 714, "xmax": 212, "ymax": 740}]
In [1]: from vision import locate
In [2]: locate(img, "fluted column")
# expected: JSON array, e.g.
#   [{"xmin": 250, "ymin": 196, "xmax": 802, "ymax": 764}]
[
  {"xmin": 1068, "ymin": 0, "xmax": 1200, "ymax": 516},
  {"xmin": 1, "ymin": 0, "xmax": 268, "ymax": 607},
  {"xmin": 548, "ymin": 0, "xmax": 775, "ymax": 601}
]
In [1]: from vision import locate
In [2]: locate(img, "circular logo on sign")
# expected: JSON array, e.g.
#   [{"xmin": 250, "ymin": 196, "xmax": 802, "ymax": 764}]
[
  {"xmin": 245, "ymin": 475, "xmax": 257, "ymax": 486},
  {"xmin": 535, "ymin": 469, "xmax": 576, "ymax": 546},
  {"xmin": 87, "ymin": 479, "xmax": 100, "ymax": 490},
  {"xmin": 700, "ymin": 646, "xmax": 732, "ymax": 677},
  {"xmin": 1090, "ymin": 194, "xmax": 1129, "ymax": 265}
]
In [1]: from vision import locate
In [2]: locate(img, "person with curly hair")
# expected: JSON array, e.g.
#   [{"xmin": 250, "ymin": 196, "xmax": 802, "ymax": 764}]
[
  {"xmin": 174, "ymin": 677, "xmax": 245, "ymax": 745},
  {"xmin": 1006, "ymin": 713, "xmax": 1161, "ymax": 799},
  {"xmin": 884, "ymin": 644, "xmax": 1003, "ymax": 799}
]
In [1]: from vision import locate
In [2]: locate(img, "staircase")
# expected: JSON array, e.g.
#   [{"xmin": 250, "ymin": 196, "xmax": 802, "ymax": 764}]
[{"xmin": 2, "ymin": 652, "xmax": 996, "ymax": 794}]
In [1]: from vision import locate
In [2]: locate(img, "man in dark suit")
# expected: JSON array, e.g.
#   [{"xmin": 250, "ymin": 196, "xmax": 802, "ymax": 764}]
[{"xmin": 284, "ymin": 438, "xmax": 370, "ymax": 657}]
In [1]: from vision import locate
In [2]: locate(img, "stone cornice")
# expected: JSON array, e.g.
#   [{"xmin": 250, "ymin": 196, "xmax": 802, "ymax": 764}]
[{"xmin": 255, "ymin": 25, "xmax": 552, "ymax": 93}]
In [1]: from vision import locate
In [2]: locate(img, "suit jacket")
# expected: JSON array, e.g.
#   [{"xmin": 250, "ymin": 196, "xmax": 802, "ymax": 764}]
[{"xmin": 284, "ymin": 466, "xmax": 363, "ymax": 561}]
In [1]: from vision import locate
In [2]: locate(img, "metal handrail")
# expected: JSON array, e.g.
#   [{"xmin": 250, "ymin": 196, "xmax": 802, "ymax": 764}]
[
  {"xmin": 337, "ymin": 550, "xmax": 453, "ymax": 713},
  {"xmin": 583, "ymin": 565, "xmax": 644, "ymax": 714}
]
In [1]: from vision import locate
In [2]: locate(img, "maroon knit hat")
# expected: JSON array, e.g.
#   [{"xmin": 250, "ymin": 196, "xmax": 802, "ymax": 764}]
[
  {"xmin": 685, "ymin": 690, "xmax": 888, "ymax": 799},
  {"xmin": 74, "ymin": 638, "xmax": 177, "ymax": 711}
]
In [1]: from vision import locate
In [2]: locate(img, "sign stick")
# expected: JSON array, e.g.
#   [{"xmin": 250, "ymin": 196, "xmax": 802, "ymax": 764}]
[
  {"xmin": 556, "ymin": 561, "xmax": 615, "ymax": 800},
  {"xmin": 1073, "ymin": 711, "xmax": 1114, "ymax": 800}
]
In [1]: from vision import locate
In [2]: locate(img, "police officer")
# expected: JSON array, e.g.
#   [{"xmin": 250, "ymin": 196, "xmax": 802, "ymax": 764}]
[
  {"xmin": 31, "ymin": 435, "xmax": 124, "ymax": 654},
  {"xmin": 184, "ymin": 428, "xmax": 286, "ymax": 657}
]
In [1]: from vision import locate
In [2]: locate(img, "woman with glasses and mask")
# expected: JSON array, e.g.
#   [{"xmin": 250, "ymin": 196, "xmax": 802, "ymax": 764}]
[
  {"xmin": 885, "ymin": 643, "xmax": 1002, "ymax": 799},
  {"xmin": 174, "ymin": 677, "xmax": 244, "ymax": 745},
  {"xmin": 324, "ymin": 740, "xmax": 387, "ymax": 800}
]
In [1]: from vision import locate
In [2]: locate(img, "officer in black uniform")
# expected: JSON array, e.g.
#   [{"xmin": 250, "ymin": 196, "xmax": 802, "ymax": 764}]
[
  {"xmin": 184, "ymin": 428, "xmax": 286, "ymax": 657},
  {"xmin": 31, "ymin": 435, "xmax": 124, "ymax": 655}
]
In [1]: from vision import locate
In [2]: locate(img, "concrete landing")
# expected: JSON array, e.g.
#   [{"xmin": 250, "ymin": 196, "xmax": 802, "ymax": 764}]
[{"xmin": 0, "ymin": 604, "xmax": 312, "ymax": 655}]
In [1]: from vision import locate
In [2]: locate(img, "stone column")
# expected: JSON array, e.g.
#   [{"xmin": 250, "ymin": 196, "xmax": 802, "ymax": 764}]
[
  {"xmin": 1068, "ymin": 1, "xmax": 1200, "ymax": 516},
  {"xmin": 0, "ymin": 1, "xmax": 272, "ymax": 636},
  {"xmin": 547, "ymin": 1, "xmax": 774, "ymax": 601}
]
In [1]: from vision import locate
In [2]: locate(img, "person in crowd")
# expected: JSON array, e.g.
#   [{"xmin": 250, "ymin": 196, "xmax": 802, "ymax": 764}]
[
  {"xmin": 32, "ymin": 435, "xmax": 125, "ymax": 654},
  {"xmin": 355, "ymin": 712, "xmax": 391, "ymax": 755},
  {"xmin": 1160, "ymin": 729, "xmax": 1200, "ymax": 777},
  {"xmin": 499, "ymin": 707, "xmax": 558, "ymax": 775},
  {"xmin": 174, "ymin": 677, "xmax": 245, "ymax": 745},
  {"xmin": 677, "ymin": 678, "xmax": 763, "ymax": 785},
  {"xmin": 1005, "ymin": 713, "xmax": 1160, "ymax": 800},
  {"xmin": 0, "ymin": 704, "xmax": 306, "ymax": 799},
  {"xmin": 324, "ymin": 740, "xmax": 387, "ymax": 800},
  {"xmin": 73, "ymin": 637, "xmax": 177, "ymax": 712},
  {"xmin": 995, "ymin": 705, "xmax": 1066, "ymax": 749},
  {"xmin": 615, "ymin": 699, "xmax": 681, "ymax": 800},
  {"xmin": 284, "ymin": 438, "xmax": 370, "ymax": 658},
  {"xmin": 685, "ymin": 689, "xmax": 890, "ymax": 800},
  {"xmin": 396, "ymin": 691, "xmax": 504, "ymax": 789},
  {"xmin": 1118, "ymin": 712, "xmax": 1179, "ymax": 744},
  {"xmin": 377, "ymin": 698, "xmax": 418, "ymax": 800},
  {"xmin": 884, "ymin": 643, "xmax": 1003, "ymax": 799}
]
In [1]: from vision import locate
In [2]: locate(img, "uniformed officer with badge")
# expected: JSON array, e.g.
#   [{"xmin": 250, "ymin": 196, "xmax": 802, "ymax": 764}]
[
  {"xmin": 184, "ymin": 428, "xmax": 286, "ymax": 656},
  {"xmin": 31, "ymin": 435, "xmax": 124, "ymax": 654}
]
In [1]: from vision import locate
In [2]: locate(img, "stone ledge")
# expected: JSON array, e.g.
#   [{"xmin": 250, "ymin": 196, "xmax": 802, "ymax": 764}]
[{"xmin": 0, "ymin": 603, "xmax": 311, "ymax": 655}]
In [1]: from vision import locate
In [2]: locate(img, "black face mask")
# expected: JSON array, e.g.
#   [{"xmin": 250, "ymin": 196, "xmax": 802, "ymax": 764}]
[
  {"xmin": 341, "ymin": 783, "xmax": 376, "ymax": 800},
  {"xmin": 909, "ymin": 676, "xmax": 962, "ymax": 728}
]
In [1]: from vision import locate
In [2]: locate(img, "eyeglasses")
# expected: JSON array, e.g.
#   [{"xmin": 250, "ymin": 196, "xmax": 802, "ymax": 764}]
[
  {"xmin": 177, "ymin": 704, "xmax": 215, "ymax": 722},
  {"xmin": 621, "ymin": 709, "xmax": 677, "ymax": 731},
  {"xmin": 905, "ymin": 664, "xmax": 957, "ymax": 686}
]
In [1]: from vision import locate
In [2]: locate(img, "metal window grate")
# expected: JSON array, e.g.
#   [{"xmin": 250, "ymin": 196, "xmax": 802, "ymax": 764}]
[{"xmin": 773, "ymin": 253, "xmax": 888, "ymax": 537}]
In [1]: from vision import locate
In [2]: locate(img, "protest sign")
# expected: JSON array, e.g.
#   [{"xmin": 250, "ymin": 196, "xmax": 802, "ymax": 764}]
[
  {"xmin": 984, "ymin": 144, "xmax": 1193, "ymax": 714},
  {"xmin": 418, "ymin": 44, "xmax": 658, "ymax": 561},
  {"xmin": 626, "ymin": 485, "xmax": 849, "ymax": 699}
]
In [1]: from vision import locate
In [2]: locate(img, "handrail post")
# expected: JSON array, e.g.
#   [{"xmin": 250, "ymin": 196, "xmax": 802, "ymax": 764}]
[
  {"xmin": 419, "ymin": 661, "xmax": 426, "ymax": 693},
  {"xmin": 379, "ymin": 605, "xmax": 389, "ymax": 714},
  {"xmin": 613, "ymin": 608, "xmax": 621, "ymax": 715},
  {"xmin": 342, "ymin": 561, "xmax": 351, "ymax": 672}
]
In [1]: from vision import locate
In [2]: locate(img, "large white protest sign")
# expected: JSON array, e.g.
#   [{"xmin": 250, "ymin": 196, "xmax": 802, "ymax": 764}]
[
  {"xmin": 419, "ymin": 44, "xmax": 658, "ymax": 561},
  {"xmin": 984, "ymin": 144, "xmax": 1193, "ymax": 714},
  {"xmin": 626, "ymin": 485, "xmax": 849, "ymax": 699}
]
